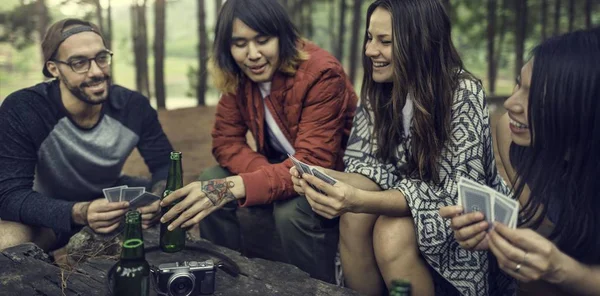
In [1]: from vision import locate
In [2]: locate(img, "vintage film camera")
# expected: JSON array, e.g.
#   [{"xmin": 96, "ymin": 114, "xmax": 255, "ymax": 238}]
[{"xmin": 152, "ymin": 260, "xmax": 216, "ymax": 296}]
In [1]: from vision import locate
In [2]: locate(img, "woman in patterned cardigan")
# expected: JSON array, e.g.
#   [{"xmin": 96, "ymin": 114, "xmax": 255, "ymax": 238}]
[{"xmin": 291, "ymin": 0, "xmax": 513, "ymax": 295}]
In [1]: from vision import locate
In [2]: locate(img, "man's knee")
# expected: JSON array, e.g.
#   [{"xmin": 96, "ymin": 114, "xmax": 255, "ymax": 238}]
[
  {"xmin": 373, "ymin": 216, "xmax": 419, "ymax": 262},
  {"xmin": 0, "ymin": 220, "xmax": 55, "ymax": 251},
  {"xmin": 198, "ymin": 166, "xmax": 233, "ymax": 181}
]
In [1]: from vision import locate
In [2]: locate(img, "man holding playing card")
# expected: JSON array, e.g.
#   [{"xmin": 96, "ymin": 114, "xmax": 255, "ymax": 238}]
[
  {"xmin": 159, "ymin": 0, "xmax": 357, "ymax": 284},
  {"xmin": 441, "ymin": 28, "xmax": 600, "ymax": 295},
  {"xmin": 0, "ymin": 19, "xmax": 172, "ymax": 252}
]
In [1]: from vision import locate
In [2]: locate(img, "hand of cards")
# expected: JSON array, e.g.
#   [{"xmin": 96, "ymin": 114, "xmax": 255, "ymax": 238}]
[
  {"xmin": 102, "ymin": 185, "xmax": 161, "ymax": 209},
  {"xmin": 458, "ymin": 177, "xmax": 519, "ymax": 229},
  {"xmin": 288, "ymin": 154, "xmax": 338, "ymax": 194}
]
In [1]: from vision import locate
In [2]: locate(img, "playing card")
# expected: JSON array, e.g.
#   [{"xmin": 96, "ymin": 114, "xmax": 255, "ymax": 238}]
[
  {"xmin": 121, "ymin": 187, "xmax": 146, "ymax": 202},
  {"xmin": 103, "ymin": 185, "xmax": 128, "ymax": 203},
  {"xmin": 129, "ymin": 192, "xmax": 161, "ymax": 209},
  {"xmin": 458, "ymin": 182, "xmax": 494, "ymax": 225},
  {"xmin": 311, "ymin": 168, "xmax": 337, "ymax": 185},
  {"xmin": 288, "ymin": 154, "xmax": 313, "ymax": 176},
  {"xmin": 509, "ymin": 203, "xmax": 520, "ymax": 228},
  {"xmin": 492, "ymin": 193, "xmax": 515, "ymax": 227}
]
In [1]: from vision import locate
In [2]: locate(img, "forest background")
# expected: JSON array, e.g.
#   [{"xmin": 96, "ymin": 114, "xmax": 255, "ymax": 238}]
[{"xmin": 0, "ymin": 0, "xmax": 598, "ymax": 109}]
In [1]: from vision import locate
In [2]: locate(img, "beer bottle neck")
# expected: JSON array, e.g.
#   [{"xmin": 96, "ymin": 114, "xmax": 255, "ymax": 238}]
[
  {"xmin": 121, "ymin": 211, "xmax": 145, "ymax": 260},
  {"xmin": 165, "ymin": 158, "xmax": 183, "ymax": 191}
]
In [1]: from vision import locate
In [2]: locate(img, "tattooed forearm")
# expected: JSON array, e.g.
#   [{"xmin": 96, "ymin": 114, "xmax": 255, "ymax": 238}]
[{"xmin": 201, "ymin": 179, "xmax": 236, "ymax": 206}]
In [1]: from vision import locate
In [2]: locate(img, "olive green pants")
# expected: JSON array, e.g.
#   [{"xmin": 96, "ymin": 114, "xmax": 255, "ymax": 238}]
[{"xmin": 198, "ymin": 165, "xmax": 339, "ymax": 283}]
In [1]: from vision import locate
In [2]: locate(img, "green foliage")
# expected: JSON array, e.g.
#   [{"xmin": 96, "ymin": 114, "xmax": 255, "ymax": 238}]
[
  {"xmin": 0, "ymin": 3, "xmax": 39, "ymax": 50},
  {"xmin": 186, "ymin": 65, "xmax": 197, "ymax": 98}
]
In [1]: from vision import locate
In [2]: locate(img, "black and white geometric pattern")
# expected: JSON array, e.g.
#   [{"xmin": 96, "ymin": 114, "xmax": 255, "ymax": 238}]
[{"xmin": 343, "ymin": 79, "xmax": 516, "ymax": 296}]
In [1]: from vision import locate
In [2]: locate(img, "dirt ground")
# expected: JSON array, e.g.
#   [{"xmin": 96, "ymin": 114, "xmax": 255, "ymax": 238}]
[
  {"xmin": 122, "ymin": 106, "xmax": 219, "ymax": 184},
  {"xmin": 122, "ymin": 104, "xmax": 507, "ymax": 183}
]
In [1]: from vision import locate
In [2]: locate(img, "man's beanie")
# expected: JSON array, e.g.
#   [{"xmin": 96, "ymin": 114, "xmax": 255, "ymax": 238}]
[{"xmin": 41, "ymin": 18, "xmax": 105, "ymax": 78}]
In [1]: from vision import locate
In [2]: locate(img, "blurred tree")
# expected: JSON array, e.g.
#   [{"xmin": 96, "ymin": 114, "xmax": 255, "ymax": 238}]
[
  {"xmin": 514, "ymin": 0, "xmax": 527, "ymax": 79},
  {"xmin": 131, "ymin": 0, "xmax": 150, "ymax": 98},
  {"xmin": 36, "ymin": 0, "xmax": 50, "ymax": 65},
  {"xmin": 0, "ymin": 4, "xmax": 37, "ymax": 50},
  {"xmin": 487, "ymin": 0, "xmax": 497, "ymax": 93},
  {"xmin": 154, "ymin": 0, "xmax": 166, "ymax": 109},
  {"xmin": 541, "ymin": 0, "xmax": 548, "ymax": 40},
  {"xmin": 107, "ymin": 0, "xmax": 113, "ymax": 75},
  {"xmin": 568, "ymin": 0, "xmax": 574, "ymax": 31},
  {"xmin": 585, "ymin": 0, "xmax": 592, "ymax": 28},
  {"xmin": 494, "ymin": 0, "xmax": 509, "ymax": 78},
  {"xmin": 215, "ymin": 0, "xmax": 222, "ymax": 20},
  {"xmin": 348, "ymin": 0, "xmax": 361, "ymax": 84},
  {"xmin": 302, "ymin": 0, "xmax": 314, "ymax": 39},
  {"xmin": 554, "ymin": 0, "xmax": 561, "ymax": 36},
  {"xmin": 327, "ymin": 0, "xmax": 335, "ymax": 56},
  {"xmin": 197, "ymin": 0, "xmax": 207, "ymax": 106},
  {"xmin": 334, "ymin": 0, "xmax": 346, "ymax": 63}
]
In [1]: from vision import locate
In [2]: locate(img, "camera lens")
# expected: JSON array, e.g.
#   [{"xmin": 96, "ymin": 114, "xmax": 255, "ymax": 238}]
[{"xmin": 167, "ymin": 274, "xmax": 195, "ymax": 296}]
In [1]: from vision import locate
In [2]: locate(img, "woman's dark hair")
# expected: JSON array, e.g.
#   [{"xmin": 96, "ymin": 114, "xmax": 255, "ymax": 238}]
[
  {"xmin": 510, "ymin": 27, "xmax": 600, "ymax": 264},
  {"xmin": 361, "ymin": 0, "xmax": 473, "ymax": 182},
  {"xmin": 211, "ymin": 0, "xmax": 307, "ymax": 94}
]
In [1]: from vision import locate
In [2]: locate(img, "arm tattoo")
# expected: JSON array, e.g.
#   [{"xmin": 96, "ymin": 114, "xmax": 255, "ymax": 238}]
[{"xmin": 201, "ymin": 179, "xmax": 236, "ymax": 206}]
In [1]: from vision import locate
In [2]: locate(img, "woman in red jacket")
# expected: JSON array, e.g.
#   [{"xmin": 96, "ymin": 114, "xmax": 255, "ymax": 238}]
[
  {"xmin": 292, "ymin": 0, "xmax": 510, "ymax": 295},
  {"xmin": 160, "ymin": 0, "xmax": 357, "ymax": 284}
]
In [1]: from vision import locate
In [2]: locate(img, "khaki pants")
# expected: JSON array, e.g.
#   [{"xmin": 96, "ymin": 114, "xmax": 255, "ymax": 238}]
[{"xmin": 198, "ymin": 165, "xmax": 339, "ymax": 283}]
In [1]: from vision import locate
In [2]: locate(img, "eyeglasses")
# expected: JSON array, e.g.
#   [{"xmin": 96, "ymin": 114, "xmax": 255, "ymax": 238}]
[{"xmin": 52, "ymin": 50, "xmax": 113, "ymax": 73}]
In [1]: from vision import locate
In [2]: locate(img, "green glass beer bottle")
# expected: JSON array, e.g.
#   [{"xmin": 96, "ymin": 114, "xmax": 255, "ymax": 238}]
[
  {"xmin": 113, "ymin": 210, "xmax": 149, "ymax": 296},
  {"xmin": 159, "ymin": 151, "xmax": 186, "ymax": 253},
  {"xmin": 389, "ymin": 279, "xmax": 411, "ymax": 296}
]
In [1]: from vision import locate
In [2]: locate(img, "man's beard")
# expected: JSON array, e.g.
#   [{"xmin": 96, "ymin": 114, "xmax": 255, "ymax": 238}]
[{"xmin": 60, "ymin": 73, "xmax": 111, "ymax": 105}]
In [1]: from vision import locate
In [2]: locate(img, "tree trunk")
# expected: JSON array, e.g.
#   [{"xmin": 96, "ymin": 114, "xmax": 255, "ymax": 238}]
[
  {"xmin": 92, "ymin": 0, "xmax": 104, "ymax": 35},
  {"xmin": 487, "ymin": 0, "xmax": 497, "ymax": 94},
  {"xmin": 541, "ymin": 0, "xmax": 548, "ymax": 40},
  {"xmin": 514, "ymin": 0, "xmax": 527, "ymax": 79},
  {"xmin": 131, "ymin": 0, "xmax": 150, "ymax": 98},
  {"xmin": 304, "ymin": 0, "xmax": 313, "ymax": 39},
  {"xmin": 568, "ymin": 0, "xmax": 574, "ymax": 31},
  {"xmin": 36, "ymin": 0, "xmax": 50, "ymax": 71},
  {"xmin": 553, "ymin": 0, "xmax": 561, "ymax": 36},
  {"xmin": 585, "ymin": 0, "xmax": 592, "ymax": 28},
  {"xmin": 154, "ymin": 0, "xmax": 166, "ymax": 109},
  {"xmin": 197, "ymin": 0, "xmax": 207, "ymax": 106},
  {"xmin": 494, "ymin": 0, "xmax": 508, "ymax": 82},
  {"xmin": 334, "ymin": 0, "xmax": 346, "ymax": 63},
  {"xmin": 215, "ymin": 0, "xmax": 222, "ymax": 19},
  {"xmin": 348, "ymin": 0, "xmax": 361, "ymax": 84},
  {"xmin": 107, "ymin": 0, "xmax": 114, "ymax": 76},
  {"xmin": 328, "ymin": 0, "xmax": 336, "ymax": 55}
]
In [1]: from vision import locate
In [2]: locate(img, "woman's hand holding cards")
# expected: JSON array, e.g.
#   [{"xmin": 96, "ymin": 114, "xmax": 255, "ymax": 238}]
[
  {"xmin": 488, "ymin": 223, "xmax": 569, "ymax": 284},
  {"xmin": 300, "ymin": 172, "xmax": 359, "ymax": 219},
  {"xmin": 290, "ymin": 166, "xmax": 305, "ymax": 196},
  {"xmin": 440, "ymin": 205, "xmax": 490, "ymax": 250}
]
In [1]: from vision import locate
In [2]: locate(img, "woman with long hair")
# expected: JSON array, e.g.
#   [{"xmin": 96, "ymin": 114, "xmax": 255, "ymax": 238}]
[
  {"xmin": 441, "ymin": 27, "xmax": 600, "ymax": 295},
  {"xmin": 291, "ymin": 0, "xmax": 511, "ymax": 295}
]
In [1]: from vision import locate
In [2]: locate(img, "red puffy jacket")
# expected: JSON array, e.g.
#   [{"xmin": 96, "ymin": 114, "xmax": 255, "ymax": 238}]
[{"xmin": 211, "ymin": 41, "xmax": 358, "ymax": 206}]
